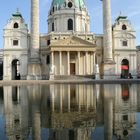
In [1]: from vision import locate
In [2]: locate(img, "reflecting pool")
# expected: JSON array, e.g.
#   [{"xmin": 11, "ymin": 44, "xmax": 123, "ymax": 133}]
[{"xmin": 0, "ymin": 84, "xmax": 140, "ymax": 140}]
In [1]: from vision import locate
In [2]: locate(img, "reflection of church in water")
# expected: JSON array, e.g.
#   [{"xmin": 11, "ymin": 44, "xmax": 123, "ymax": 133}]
[{"xmin": 2, "ymin": 84, "xmax": 140, "ymax": 140}]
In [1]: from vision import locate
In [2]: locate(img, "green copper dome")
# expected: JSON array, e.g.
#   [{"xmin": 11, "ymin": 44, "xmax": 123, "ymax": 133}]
[
  {"xmin": 75, "ymin": 0, "xmax": 85, "ymax": 8},
  {"xmin": 51, "ymin": 0, "xmax": 86, "ymax": 10}
]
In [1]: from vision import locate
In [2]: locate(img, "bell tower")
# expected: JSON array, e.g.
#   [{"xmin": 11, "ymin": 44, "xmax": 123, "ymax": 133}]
[{"xmin": 3, "ymin": 10, "xmax": 28, "ymax": 80}]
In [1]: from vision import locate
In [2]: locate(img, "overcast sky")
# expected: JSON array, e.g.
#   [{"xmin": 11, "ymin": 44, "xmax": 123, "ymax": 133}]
[{"xmin": 0, "ymin": 0, "xmax": 140, "ymax": 49}]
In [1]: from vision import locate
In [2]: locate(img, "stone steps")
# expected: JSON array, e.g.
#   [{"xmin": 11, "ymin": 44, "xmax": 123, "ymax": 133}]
[{"xmin": 54, "ymin": 75, "xmax": 95, "ymax": 80}]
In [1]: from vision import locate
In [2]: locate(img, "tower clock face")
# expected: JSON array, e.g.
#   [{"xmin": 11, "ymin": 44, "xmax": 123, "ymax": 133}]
[{"xmin": 68, "ymin": 2, "xmax": 73, "ymax": 8}]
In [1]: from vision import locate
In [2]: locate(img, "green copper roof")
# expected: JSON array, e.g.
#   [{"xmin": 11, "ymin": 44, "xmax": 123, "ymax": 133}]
[
  {"xmin": 12, "ymin": 9, "xmax": 22, "ymax": 18},
  {"xmin": 51, "ymin": 0, "xmax": 64, "ymax": 7},
  {"xmin": 51, "ymin": 0, "xmax": 85, "ymax": 9},
  {"xmin": 75, "ymin": 0, "xmax": 85, "ymax": 8},
  {"xmin": 116, "ymin": 16, "xmax": 127, "ymax": 21}
]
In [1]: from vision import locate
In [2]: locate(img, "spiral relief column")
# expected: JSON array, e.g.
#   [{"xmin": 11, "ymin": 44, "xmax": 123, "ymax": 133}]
[
  {"xmin": 102, "ymin": 0, "xmax": 115, "ymax": 79},
  {"xmin": 27, "ymin": 0, "xmax": 42, "ymax": 80}
]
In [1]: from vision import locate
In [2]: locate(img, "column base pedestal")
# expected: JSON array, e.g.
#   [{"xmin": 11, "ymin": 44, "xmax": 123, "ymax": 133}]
[
  {"xmin": 94, "ymin": 64, "xmax": 100, "ymax": 79},
  {"xmin": 103, "ymin": 61, "xmax": 116, "ymax": 79},
  {"xmin": 49, "ymin": 74, "xmax": 54, "ymax": 80},
  {"xmin": 27, "ymin": 61, "xmax": 42, "ymax": 80},
  {"xmin": 95, "ymin": 73, "xmax": 100, "ymax": 80}
]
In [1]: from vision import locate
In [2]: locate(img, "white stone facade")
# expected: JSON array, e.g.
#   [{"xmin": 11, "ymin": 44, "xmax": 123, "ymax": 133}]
[
  {"xmin": 113, "ymin": 16, "xmax": 137, "ymax": 78},
  {"xmin": 48, "ymin": 0, "xmax": 90, "ymax": 33},
  {"xmin": 2, "ymin": 0, "xmax": 137, "ymax": 80},
  {"xmin": 3, "ymin": 12, "xmax": 28, "ymax": 80}
]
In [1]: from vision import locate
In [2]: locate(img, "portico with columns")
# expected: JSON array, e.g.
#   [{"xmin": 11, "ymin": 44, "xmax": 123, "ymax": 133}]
[
  {"xmin": 50, "ymin": 51, "xmax": 96, "ymax": 75},
  {"xmin": 48, "ymin": 34, "xmax": 96, "ymax": 76}
]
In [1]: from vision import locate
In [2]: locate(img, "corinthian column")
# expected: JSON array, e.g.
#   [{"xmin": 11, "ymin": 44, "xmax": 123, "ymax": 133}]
[{"xmin": 103, "ymin": 0, "xmax": 113, "ymax": 63}]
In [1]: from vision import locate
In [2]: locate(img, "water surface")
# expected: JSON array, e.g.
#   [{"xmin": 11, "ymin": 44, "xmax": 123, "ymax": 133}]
[{"xmin": 0, "ymin": 84, "xmax": 140, "ymax": 140}]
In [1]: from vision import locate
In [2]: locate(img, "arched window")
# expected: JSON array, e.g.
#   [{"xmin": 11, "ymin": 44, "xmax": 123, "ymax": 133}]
[
  {"xmin": 68, "ymin": 19, "xmax": 73, "ymax": 30},
  {"xmin": 52, "ymin": 7, "xmax": 54, "ymax": 12},
  {"xmin": 122, "ymin": 24, "xmax": 127, "ymax": 30},
  {"xmin": 13, "ymin": 23, "xmax": 19, "ymax": 28},
  {"xmin": 52, "ymin": 23, "xmax": 54, "ymax": 31},
  {"xmin": 12, "ymin": 59, "xmax": 20, "ymax": 80}
]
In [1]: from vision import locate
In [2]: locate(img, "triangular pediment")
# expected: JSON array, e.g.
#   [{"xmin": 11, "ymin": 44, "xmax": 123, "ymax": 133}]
[{"xmin": 50, "ymin": 36, "xmax": 95, "ymax": 47}]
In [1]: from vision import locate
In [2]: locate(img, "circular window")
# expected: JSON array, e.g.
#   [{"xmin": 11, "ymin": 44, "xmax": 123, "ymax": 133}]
[
  {"xmin": 122, "ymin": 24, "xmax": 127, "ymax": 30},
  {"xmin": 68, "ymin": 2, "xmax": 73, "ymax": 8}
]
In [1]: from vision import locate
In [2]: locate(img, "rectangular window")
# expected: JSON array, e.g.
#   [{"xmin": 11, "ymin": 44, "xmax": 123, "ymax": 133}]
[
  {"xmin": 122, "ymin": 41, "xmax": 127, "ymax": 47},
  {"xmin": 46, "ymin": 55, "xmax": 50, "ymax": 64},
  {"xmin": 69, "ymin": 130, "xmax": 74, "ymax": 140},
  {"xmin": 13, "ymin": 40, "xmax": 18, "ymax": 46},
  {"xmin": 123, "ymin": 115, "xmax": 128, "ymax": 120},
  {"xmin": 52, "ymin": 23, "xmax": 54, "ymax": 31},
  {"xmin": 47, "ymin": 40, "xmax": 50, "ymax": 45}
]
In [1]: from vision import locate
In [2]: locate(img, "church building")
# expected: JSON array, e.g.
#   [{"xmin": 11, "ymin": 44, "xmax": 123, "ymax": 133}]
[{"xmin": 3, "ymin": 0, "xmax": 137, "ymax": 80}]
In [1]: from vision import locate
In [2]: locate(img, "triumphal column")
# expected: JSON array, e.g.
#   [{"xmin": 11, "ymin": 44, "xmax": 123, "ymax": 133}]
[
  {"xmin": 102, "ymin": 0, "xmax": 115, "ymax": 79},
  {"xmin": 27, "ymin": 0, "xmax": 42, "ymax": 80}
]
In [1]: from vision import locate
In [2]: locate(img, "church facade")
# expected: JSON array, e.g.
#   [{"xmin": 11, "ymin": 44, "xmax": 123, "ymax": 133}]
[{"xmin": 3, "ymin": 0, "xmax": 137, "ymax": 80}]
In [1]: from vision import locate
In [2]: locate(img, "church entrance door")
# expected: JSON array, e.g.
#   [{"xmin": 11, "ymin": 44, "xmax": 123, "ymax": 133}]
[
  {"xmin": 70, "ymin": 63, "xmax": 75, "ymax": 75},
  {"xmin": 121, "ymin": 59, "xmax": 129, "ymax": 78},
  {"xmin": 12, "ymin": 59, "xmax": 20, "ymax": 80}
]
